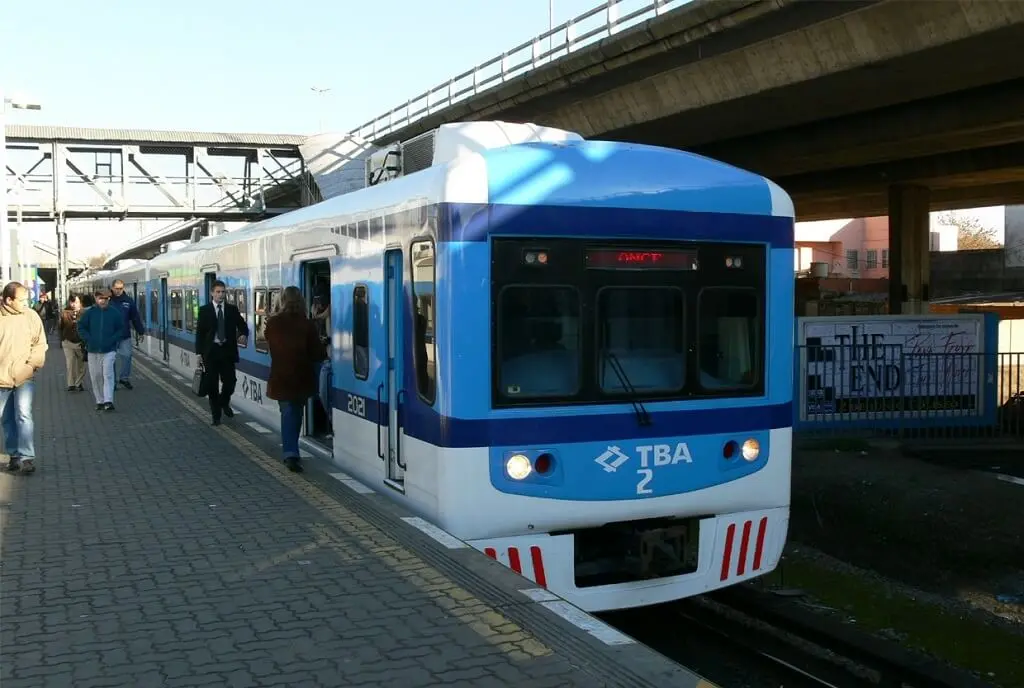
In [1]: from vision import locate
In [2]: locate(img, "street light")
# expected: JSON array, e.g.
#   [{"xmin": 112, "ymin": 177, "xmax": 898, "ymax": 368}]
[
  {"xmin": 1, "ymin": 93, "xmax": 43, "ymax": 286},
  {"xmin": 310, "ymin": 86, "xmax": 331, "ymax": 134}
]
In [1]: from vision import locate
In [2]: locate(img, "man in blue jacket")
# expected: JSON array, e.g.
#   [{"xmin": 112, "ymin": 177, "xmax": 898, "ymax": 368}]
[
  {"xmin": 110, "ymin": 279, "xmax": 145, "ymax": 390},
  {"xmin": 78, "ymin": 289, "xmax": 126, "ymax": 411}
]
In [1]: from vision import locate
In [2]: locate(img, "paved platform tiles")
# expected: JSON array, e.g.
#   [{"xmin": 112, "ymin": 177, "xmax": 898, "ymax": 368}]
[{"xmin": 1, "ymin": 347, "xmax": 712, "ymax": 688}]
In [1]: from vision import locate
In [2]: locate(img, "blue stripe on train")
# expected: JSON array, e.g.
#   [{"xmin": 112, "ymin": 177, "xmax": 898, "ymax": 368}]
[
  {"xmin": 162, "ymin": 332, "xmax": 791, "ymax": 448},
  {"xmin": 443, "ymin": 203, "xmax": 793, "ymax": 247}
]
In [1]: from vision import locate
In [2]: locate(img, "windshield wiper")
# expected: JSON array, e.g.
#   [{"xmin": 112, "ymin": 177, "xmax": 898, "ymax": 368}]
[{"xmin": 606, "ymin": 351, "xmax": 652, "ymax": 427}]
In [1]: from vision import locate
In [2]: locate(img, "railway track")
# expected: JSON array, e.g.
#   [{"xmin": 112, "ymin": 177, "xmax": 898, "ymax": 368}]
[{"xmin": 603, "ymin": 584, "xmax": 995, "ymax": 688}]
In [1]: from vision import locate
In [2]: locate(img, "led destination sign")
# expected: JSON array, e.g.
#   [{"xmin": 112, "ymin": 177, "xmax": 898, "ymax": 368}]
[{"xmin": 585, "ymin": 248, "xmax": 698, "ymax": 271}]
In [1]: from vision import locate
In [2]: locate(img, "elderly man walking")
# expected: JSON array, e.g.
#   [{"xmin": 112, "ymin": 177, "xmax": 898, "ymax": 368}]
[{"xmin": 0, "ymin": 281, "xmax": 48, "ymax": 474}]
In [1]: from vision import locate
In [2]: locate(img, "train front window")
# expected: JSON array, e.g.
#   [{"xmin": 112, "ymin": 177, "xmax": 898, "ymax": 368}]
[
  {"xmin": 597, "ymin": 287, "xmax": 684, "ymax": 394},
  {"xmin": 497, "ymin": 286, "xmax": 580, "ymax": 400},
  {"xmin": 698, "ymin": 287, "xmax": 759, "ymax": 390}
]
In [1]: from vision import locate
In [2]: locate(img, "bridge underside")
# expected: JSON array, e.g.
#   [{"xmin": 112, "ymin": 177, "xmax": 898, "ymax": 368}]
[
  {"xmin": 604, "ymin": 33, "xmax": 1024, "ymax": 220},
  {"xmin": 373, "ymin": 0, "xmax": 1024, "ymax": 220}
]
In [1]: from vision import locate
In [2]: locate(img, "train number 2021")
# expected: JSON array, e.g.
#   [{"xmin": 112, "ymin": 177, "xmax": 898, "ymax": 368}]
[{"xmin": 347, "ymin": 394, "xmax": 366, "ymax": 418}]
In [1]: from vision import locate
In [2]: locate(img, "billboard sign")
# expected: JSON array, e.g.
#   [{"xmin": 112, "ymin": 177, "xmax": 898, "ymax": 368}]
[{"xmin": 796, "ymin": 314, "xmax": 987, "ymax": 420}]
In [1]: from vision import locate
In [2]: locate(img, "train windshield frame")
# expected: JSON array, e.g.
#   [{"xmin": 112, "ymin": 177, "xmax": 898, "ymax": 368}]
[{"xmin": 491, "ymin": 237, "xmax": 766, "ymax": 408}]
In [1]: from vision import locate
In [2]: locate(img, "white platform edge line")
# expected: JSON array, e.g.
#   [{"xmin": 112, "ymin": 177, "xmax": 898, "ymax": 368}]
[
  {"xmin": 520, "ymin": 591, "xmax": 636, "ymax": 646},
  {"xmin": 520, "ymin": 587, "xmax": 560, "ymax": 603},
  {"xmin": 994, "ymin": 473, "xmax": 1024, "ymax": 487},
  {"xmin": 245, "ymin": 421, "xmax": 271, "ymax": 434},
  {"xmin": 401, "ymin": 516, "xmax": 467, "ymax": 549},
  {"xmin": 329, "ymin": 472, "xmax": 375, "ymax": 494}
]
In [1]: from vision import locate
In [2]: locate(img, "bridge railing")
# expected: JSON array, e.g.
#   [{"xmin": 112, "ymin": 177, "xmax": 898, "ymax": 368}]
[{"xmin": 348, "ymin": 0, "xmax": 688, "ymax": 141}]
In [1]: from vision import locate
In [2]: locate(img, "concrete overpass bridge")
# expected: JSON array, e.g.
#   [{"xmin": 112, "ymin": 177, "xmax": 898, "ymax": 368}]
[{"xmin": 350, "ymin": 0, "xmax": 1024, "ymax": 313}]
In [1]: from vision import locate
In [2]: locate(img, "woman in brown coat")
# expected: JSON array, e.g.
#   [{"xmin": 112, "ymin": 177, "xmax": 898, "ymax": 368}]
[
  {"xmin": 266, "ymin": 286, "xmax": 326, "ymax": 472},
  {"xmin": 58, "ymin": 294, "xmax": 86, "ymax": 392}
]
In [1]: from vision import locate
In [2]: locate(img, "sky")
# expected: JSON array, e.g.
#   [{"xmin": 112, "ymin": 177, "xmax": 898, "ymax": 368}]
[{"xmin": 1, "ymin": 0, "xmax": 606, "ymax": 134}]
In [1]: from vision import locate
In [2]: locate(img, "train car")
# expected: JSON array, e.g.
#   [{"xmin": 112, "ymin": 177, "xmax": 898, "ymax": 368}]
[{"xmin": 82, "ymin": 121, "xmax": 795, "ymax": 612}]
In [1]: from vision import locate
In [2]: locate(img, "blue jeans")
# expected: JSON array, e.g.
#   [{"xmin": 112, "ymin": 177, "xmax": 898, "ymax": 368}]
[
  {"xmin": 0, "ymin": 381, "xmax": 35, "ymax": 460},
  {"xmin": 114, "ymin": 338, "xmax": 133, "ymax": 382},
  {"xmin": 318, "ymin": 360, "xmax": 332, "ymax": 413},
  {"xmin": 278, "ymin": 400, "xmax": 305, "ymax": 460}
]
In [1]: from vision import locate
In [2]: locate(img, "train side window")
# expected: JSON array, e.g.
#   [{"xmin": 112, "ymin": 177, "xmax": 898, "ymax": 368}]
[
  {"xmin": 138, "ymin": 290, "xmax": 147, "ymax": 326},
  {"xmin": 150, "ymin": 291, "xmax": 159, "ymax": 327},
  {"xmin": 170, "ymin": 290, "xmax": 182, "ymax": 329},
  {"xmin": 235, "ymin": 290, "xmax": 248, "ymax": 348},
  {"xmin": 352, "ymin": 285, "xmax": 369, "ymax": 380},
  {"xmin": 410, "ymin": 240, "xmax": 436, "ymax": 404},
  {"xmin": 268, "ymin": 288, "xmax": 281, "ymax": 317},
  {"xmin": 225, "ymin": 289, "xmax": 236, "ymax": 306},
  {"xmin": 597, "ymin": 287, "xmax": 685, "ymax": 395},
  {"xmin": 254, "ymin": 288, "xmax": 268, "ymax": 353},
  {"xmin": 236, "ymin": 290, "xmax": 248, "ymax": 322},
  {"xmin": 497, "ymin": 285, "xmax": 580, "ymax": 399},
  {"xmin": 697, "ymin": 287, "xmax": 760, "ymax": 390},
  {"xmin": 185, "ymin": 289, "xmax": 198, "ymax": 332}
]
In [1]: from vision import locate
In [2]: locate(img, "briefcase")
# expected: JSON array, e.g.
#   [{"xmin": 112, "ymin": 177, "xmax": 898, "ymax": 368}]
[{"xmin": 192, "ymin": 364, "xmax": 208, "ymax": 397}]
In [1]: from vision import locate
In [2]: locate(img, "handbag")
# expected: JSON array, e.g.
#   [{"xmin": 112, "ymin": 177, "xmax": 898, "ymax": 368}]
[{"xmin": 192, "ymin": 362, "xmax": 208, "ymax": 397}]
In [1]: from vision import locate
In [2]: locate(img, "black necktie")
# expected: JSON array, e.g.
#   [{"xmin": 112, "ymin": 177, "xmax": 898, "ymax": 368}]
[{"xmin": 216, "ymin": 304, "xmax": 225, "ymax": 341}]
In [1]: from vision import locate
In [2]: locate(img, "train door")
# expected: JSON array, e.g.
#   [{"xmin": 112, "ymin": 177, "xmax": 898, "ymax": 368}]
[
  {"xmin": 160, "ymin": 277, "xmax": 170, "ymax": 363},
  {"xmin": 301, "ymin": 260, "xmax": 333, "ymax": 446},
  {"xmin": 383, "ymin": 249, "xmax": 406, "ymax": 485},
  {"xmin": 130, "ymin": 282, "xmax": 139, "ymax": 349},
  {"xmin": 203, "ymin": 272, "xmax": 217, "ymax": 304}
]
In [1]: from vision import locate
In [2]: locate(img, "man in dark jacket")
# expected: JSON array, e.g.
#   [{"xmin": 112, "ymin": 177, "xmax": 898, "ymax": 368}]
[
  {"xmin": 195, "ymin": 280, "xmax": 249, "ymax": 426},
  {"xmin": 79, "ymin": 289, "xmax": 127, "ymax": 411},
  {"xmin": 109, "ymin": 279, "xmax": 145, "ymax": 390}
]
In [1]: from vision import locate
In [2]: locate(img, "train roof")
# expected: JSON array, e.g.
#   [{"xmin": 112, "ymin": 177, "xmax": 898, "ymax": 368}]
[{"xmin": 146, "ymin": 136, "xmax": 792, "ymax": 268}]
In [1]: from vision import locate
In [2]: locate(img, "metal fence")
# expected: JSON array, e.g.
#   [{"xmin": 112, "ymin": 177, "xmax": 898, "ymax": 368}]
[{"xmin": 794, "ymin": 345, "xmax": 1024, "ymax": 442}]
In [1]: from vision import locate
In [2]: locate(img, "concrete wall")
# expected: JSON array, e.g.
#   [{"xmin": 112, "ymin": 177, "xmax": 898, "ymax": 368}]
[{"xmin": 931, "ymin": 248, "xmax": 1024, "ymax": 297}]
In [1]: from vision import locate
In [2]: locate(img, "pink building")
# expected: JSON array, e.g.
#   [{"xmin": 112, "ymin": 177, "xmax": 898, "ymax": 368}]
[{"xmin": 795, "ymin": 216, "xmax": 956, "ymax": 279}]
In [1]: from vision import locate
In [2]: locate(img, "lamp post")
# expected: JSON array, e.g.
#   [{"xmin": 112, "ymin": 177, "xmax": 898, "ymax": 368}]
[
  {"xmin": 310, "ymin": 86, "xmax": 330, "ymax": 134},
  {"xmin": 1, "ymin": 92, "xmax": 42, "ymax": 285}
]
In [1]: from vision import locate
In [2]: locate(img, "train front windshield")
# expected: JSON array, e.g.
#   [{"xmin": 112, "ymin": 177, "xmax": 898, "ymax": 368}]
[{"xmin": 491, "ymin": 238, "xmax": 766, "ymax": 408}]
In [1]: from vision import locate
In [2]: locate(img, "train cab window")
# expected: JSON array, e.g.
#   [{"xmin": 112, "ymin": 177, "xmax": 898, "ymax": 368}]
[
  {"xmin": 254, "ymin": 288, "xmax": 269, "ymax": 353},
  {"xmin": 597, "ymin": 287, "xmax": 685, "ymax": 394},
  {"xmin": 497, "ymin": 285, "xmax": 580, "ymax": 400},
  {"xmin": 698, "ymin": 287, "xmax": 760, "ymax": 390},
  {"xmin": 352, "ymin": 285, "xmax": 369, "ymax": 380},
  {"xmin": 410, "ymin": 239, "xmax": 436, "ymax": 404}
]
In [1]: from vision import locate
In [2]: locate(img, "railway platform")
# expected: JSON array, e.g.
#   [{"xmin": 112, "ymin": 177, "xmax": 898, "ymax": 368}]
[{"xmin": 0, "ymin": 346, "xmax": 711, "ymax": 688}]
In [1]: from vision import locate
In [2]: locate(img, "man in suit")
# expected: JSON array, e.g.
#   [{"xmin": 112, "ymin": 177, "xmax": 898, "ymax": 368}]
[{"xmin": 195, "ymin": 279, "xmax": 249, "ymax": 426}]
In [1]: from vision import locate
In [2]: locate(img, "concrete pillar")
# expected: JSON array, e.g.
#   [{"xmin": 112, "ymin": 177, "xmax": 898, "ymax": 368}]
[{"xmin": 887, "ymin": 184, "xmax": 931, "ymax": 315}]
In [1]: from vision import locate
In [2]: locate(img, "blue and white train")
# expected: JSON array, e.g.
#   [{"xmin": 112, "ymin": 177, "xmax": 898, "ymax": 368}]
[{"xmin": 71, "ymin": 121, "xmax": 795, "ymax": 612}]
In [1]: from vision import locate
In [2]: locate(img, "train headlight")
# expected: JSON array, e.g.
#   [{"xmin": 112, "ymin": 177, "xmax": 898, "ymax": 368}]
[
  {"xmin": 741, "ymin": 439, "xmax": 760, "ymax": 462},
  {"xmin": 505, "ymin": 453, "xmax": 533, "ymax": 480}
]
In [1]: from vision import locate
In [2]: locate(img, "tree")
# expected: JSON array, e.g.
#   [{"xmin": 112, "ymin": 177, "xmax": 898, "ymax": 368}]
[
  {"xmin": 86, "ymin": 252, "xmax": 110, "ymax": 269},
  {"xmin": 937, "ymin": 212, "xmax": 1001, "ymax": 251}
]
